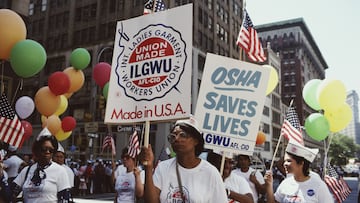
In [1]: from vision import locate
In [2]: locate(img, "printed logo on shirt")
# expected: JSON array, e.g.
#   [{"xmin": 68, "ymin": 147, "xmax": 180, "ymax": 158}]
[
  {"xmin": 166, "ymin": 185, "xmax": 189, "ymax": 203},
  {"xmin": 307, "ymin": 189, "xmax": 315, "ymax": 196}
]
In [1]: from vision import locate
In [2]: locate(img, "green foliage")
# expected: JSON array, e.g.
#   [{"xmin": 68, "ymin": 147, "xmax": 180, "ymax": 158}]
[{"xmin": 328, "ymin": 133, "xmax": 360, "ymax": 165}]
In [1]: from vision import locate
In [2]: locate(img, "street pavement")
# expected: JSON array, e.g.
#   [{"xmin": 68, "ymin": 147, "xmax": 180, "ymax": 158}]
[{"xmin": 73, "ymin": 177, "xmax": 359, "ymax": 203}]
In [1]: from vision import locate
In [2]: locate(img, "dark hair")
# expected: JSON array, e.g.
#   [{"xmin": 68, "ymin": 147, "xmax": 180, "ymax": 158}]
[
  {"xmin": 235, "ymin": 154, "xmax": 251, "ymax": 168},
  {"xmin": 286, "ymin": 152, "xmax": 310, "ymax": 176},
  {"xmin": 121, "ymin": 147, "xmax": 135, "ymax": 160},
  {"xmin": 32, "ymin": 135, "xmax": 58, "ymax": 157},
  {"xmin": 206, "ymin": 151, "xmax": 222, "ymax": 172},
  {"xmin": 172, "ymin": 123, "xmax": 204, "ymax": 156}
]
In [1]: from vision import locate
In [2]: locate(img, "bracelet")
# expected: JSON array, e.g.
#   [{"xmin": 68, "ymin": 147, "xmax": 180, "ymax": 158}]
[{"xmin": 226, "ymin": 189, "xmax": 231, "ymax": 197}]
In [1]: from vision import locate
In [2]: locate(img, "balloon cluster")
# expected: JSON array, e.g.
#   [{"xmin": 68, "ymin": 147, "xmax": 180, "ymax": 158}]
[
  {"xmin": 303, "ymin": 79, "xmax": 352, "ymax": 141},
  {"xmin": 92, "ymin": 62, "xmax": 111, "ymax": 100},
  {"xmin": 36, "ymin": 48, "xmax": 90, "ymax": 141},
  {"xmin": 1, "ymin": 9, "xmax": 91, "ymax": 142}
]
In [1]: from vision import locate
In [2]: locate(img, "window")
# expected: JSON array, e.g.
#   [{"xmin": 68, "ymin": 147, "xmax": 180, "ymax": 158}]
[
  {"xmin": 263, "ymin": 106, "xmax": 270, "ymax": 116},
  {"xmin": 198, "ymin": 7, "xmax": 203, "ymax": 24},
  {"xmin": 41, "ymin": 0, "xmax": 47, "ymax": 11},
  {"xmin": 263, "ymin": 123, "xmax": 270, "ymax": 133}
]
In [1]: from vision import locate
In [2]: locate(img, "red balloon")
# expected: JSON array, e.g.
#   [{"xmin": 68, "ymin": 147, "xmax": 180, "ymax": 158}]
[
  {"xmin": 21, "ymin": 120, "xmax": 33, "ymax": 139},
  {"xmin": 61, "ymin": 116, "xmax": 76, "ymax": 132},
  {"xmin": 256, "ymin": 131, "xmax": 266, "ymax": 145},
  {"xmin": 93, "ymin": 62, "xmax": 111, "ymax": 88},
  {"xmin": 48, "ymin": 71, "xmax": 71, "ymax": 95}
]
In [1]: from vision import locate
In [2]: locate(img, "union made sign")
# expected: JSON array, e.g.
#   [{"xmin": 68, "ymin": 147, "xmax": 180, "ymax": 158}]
[
  {"xmin": 195, "ymin": 53, "xmax": 270, "ymax": 156},
  {"xmin": 105, "ymin": 4, "xmax": 192, "ymax": 124}
]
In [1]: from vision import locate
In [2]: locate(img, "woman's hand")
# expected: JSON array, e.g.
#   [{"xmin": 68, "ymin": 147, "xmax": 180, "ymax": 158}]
[
  {"xmin": 264, "ymin": 171, "xmax": 273, "ymax": 186},
  {"xmin": 139, "ymin": 144, "xmax": 155, "ymax": 170}
]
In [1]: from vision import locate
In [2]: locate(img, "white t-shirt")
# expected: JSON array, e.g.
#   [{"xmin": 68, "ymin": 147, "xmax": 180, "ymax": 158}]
[
  {"xmin": 224, "ymin": 172, "xmax": 253, "ymax": 203},
  {"xmin": 274, "ymin": 175, "xmax": 334, "ymax": 203},
  {"xmin": 14, "ymin": 162, "xmax": 71, "ymax": 203},
  {"xmin": 62, "ymin": 164, "xmax": 75, "ymax": 187},
  {"xmin": 114, "ymin": 164, "xmax": 127, "ymax": 178},
  {"xmin": 3, "ymin": 155, "xmax": 23, "ymax": 178},
  {"xmin": 115, "ymin": 170, "xmax": 145, "ymax": 203},
  {"xmin": 153, "ymin": 157, "xmax": 228, "ymax": 203},
  {"xmin": 232, "ymin": 167, "xmax": 265, "ymax": 202}
]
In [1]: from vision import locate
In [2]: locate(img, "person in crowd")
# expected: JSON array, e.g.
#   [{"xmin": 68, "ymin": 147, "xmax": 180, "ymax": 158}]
[
  {"xmin": 233, "ymin": 154, "xmax": 266, "ymax": 203},
  {"xmin": 0, "ymin": 160, "xmax": 11, "ymax": 202},
  {"xmin": 207, "ymin": 151, "xmax": 254, "ymax": 203},
  {"xmin": 11, "ymin": 128, "xmax": 71, "ymax": 202},
  {"xmin": 114, "ymin": 147, "xmax": 144, "ymax": 203},
  {"xmin": 140, "ymin": 117, "xmax": 228, "ymax": 203},
  {"xmin": 53, "ymin": 143, "xmax": 75, "ymax": 195},
  {"xmin": 104, "ymin": 161, "xmax": 114, "ymax": 193},
  {"xmin": 264, "ymin": 140, "xmax": 333, "ymax": 202},
  {"xmin": 93, "ymin": 159, "xmax": 106, "ymax": 194},
  {"xmin": 3, "ymin": 145, "xmax": 24, "ymax": 184}
]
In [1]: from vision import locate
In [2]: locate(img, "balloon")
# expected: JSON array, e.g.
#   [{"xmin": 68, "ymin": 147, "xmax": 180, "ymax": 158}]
[
  {"xmin": 41, "ymin": 115, "xmax": 47, "ymax": 127},
  {"xmin": 256, "ymin": 131, "xmax": 266, "ymax": 145},
  {"xmin": 324, "ymin": 103, "xmax": 352, "ymax": 132},
  {"xmin": 54, "ymin": 95, "xmax": 68, "ymax": 116},
  {"xmin": 46, "ymin": 115, "xmax": 61, "ymax": 135},
  {"xmin": 10, "ymin": 39, "xmax": 47, "ymax": 78},
  {"xmin": 302, "ymin": 79, "xmax": 322, "ymax": 111},
  {"xmin": 263, "ymin": 65, "xmax": 279, "ymax": 95},
  {"xmin": 317, "ymin": 79, "xmax": 346, "ymax": 111},
  {"xmin": 15, "ymin": 96, "xmax": 35, "ymax": 119},
  {"xmin": 48, "ymin": 71, "xmax": 70, "ymax": 95},
  {"xmin": 63, "ymin": 67, "xmax": 85, "ymax": 93},
  {"xmin": 35, "ymin": 86, "xmax": 61, "ymax": 117},
  {"xmin": 103, "ymin": 82, "xmax": 109, "ymax": 99},
  {"xmin": 304, "ymin": 113, "xmax": 330, "ymax": 141},
  {"xmin": 63, "ymin": 92, "xmax": 73, "ymax": 99},
  {"xmin": 93, "ymin": 62, "xmax": 111, "ymax": 88},
  {"xmin": 70, "ymin": 48, "xmax": 91, "ymax": 70},
  {"xmin": 61, "ymin": 116, "xmax": 76, "ymax": 132},
  {"xmin": 21, "ymin": 120, "xmax": 33, "ymax": 140},
  {"xmin": 55, "ymin": 129, "xmax": 72, "ymax": 141},
  {"xmin": 0, "ymin": 9, "xmax": 27, "ymax": 60}
]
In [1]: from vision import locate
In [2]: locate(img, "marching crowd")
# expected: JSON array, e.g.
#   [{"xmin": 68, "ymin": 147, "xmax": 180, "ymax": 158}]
[{"xmin": 0, "ymin": 118, "xmax": 336, "ymax": 202}]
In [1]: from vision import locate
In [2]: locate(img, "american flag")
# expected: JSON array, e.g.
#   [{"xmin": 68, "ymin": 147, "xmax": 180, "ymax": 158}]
[
  {"xmin": 102, "ymin": 134, "xmax": 116, "ymax": 155},
  {"xmin": 0, "ymin": 94, "xmax": 25, "ymax": 148},
  {"xmin": 236, "ymin": 9, "xmax": 267, "ymax": 62},
  {"xmin": 128, "ymin": 130, "xmax": 140, "ymax": 158},
  {"xmin": 281, "ymin": 106, "xmax": 304, "ymax": 145},
  {"xmin": 144, "ymin": 0, "xmax": 166, "ymax": 15},
  {"xmin": 324, "ymin": 164, "xmax": 351, "ymax": 203}
]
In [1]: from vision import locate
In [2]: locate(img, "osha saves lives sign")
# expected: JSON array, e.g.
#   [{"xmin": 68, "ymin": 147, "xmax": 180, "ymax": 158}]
[
  {"xmin": 195, "ymin": 53, "xmax": 270, "ymax": 155},
  {"xmin": 105, "ymin": 4, "xmax": 192, "ymax": 124}
]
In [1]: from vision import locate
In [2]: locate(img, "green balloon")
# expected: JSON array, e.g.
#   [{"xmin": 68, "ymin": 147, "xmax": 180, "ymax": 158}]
[
  {"xmin": 303, "ymin": 79, "xmax": 322, "ymax": 111},
  {"xmin": 305, "ymin": 113, "xmax": 330, "ymax": 141},
  {"xmin": 102, "ymin": 82, "xmax": 109, "ymax": 99},
  {"xmin": 10, "ymin": 39, "xmax": 47, "ymax": 78},
  {"xmin": 70, "ymin": 48, "xmax": 90, "ymax": 70}
]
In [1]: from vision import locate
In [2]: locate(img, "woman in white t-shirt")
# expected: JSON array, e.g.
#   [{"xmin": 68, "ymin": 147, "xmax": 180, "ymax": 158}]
[
  {"xmin": 11, "ymin": 128, "xmax": 71, "ymax": 203},
  {"xmin": 114, "ymin": 147, "xmax": 144, "ymax": 203},
  {"xmin": 140, "ymin": 118, "xmax": 228, "ymax": 203},
  {"xmin": 265, "ymin": 140, "xmax": 333, "ymax": 203}
]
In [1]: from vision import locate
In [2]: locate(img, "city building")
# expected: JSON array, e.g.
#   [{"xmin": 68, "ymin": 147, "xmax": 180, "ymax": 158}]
[{"xmin": 341, "ymin": 90, "xmax": 360, "ymax": 144}]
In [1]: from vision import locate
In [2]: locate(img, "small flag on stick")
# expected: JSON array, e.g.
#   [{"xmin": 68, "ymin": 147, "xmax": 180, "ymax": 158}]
[
  {"xmin": 102, "ymin": 134, "xmax": 116, "ymax": 155},
  {"xmin": 0, "ymin": 94, "xmax": 25, "ymax": 148},
  {"xmin": 281, "ymin": 106, "xmax": 304, "ymax": 145},
  {"xmin": 324, "ymin": 163, "xmax": 351, "ymax": 203},
  {"xmin": 128, "ymin": 130, "xmax": 140, "ymax": 158}
]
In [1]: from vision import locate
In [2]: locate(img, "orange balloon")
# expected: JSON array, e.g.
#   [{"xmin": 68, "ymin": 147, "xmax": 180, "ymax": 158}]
[
  {"xmin": 47, "ymin": 115, "xmax": 61, "ymax": 135},
  {"xmin": 63, "ymin": 92, "xmax": 73, "ymax": 99},
  {"xmin": 35, "ymin": 86, "xmax": 61, "ymax": 117},
  {"xmin": 63, "ymin": 67, "xmax": 85, "ymax": 93},
  {"xmin": 55, "ymin": 129, "xmax": 72, "ymax": 141},
  {"xmin": 256, "ymin": 131, "xmax": 266, "ymax": 145},
  {"xmin": 0, "ymin": 9, "xmax": 27, "ymax": 60}
]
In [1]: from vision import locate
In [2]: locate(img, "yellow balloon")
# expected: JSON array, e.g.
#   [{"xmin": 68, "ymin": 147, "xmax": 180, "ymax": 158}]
[
  {"xmin": 63, "ymin": 67, "xmax": 85, "ymax": 93},
  {"xmin": 324, "ymin": 103, "xmax": 352, "ymax": 132},
  {"xmin": 55, "ymin": 129, "xmax": 72, "ymax": 141},
  {"xmin": 47, "ymin": 115, "xmax": 61, "ymax": 135},
  {"xmin": 54, "ymin": 95, "xmax": 68, "ymax": 116},
  {"xmin": 317, "ymin": 79, "xmax": 346, "ymax": 111},
  {"xmin": 35, "ymin": 86, "xmax": 61, "ymax": 117},
  {"xmin": 263, "ymin": 65, "xmax": 279, "ymax": 95},
  {"xmin": 0, "ymin": 9, "xmax": 27, "ymax": 60}
]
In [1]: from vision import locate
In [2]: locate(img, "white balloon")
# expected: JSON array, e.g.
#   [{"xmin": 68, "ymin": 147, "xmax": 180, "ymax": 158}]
[{"xmin": 15, "ymin": 96, "xmax": 35, "ymax": 119}]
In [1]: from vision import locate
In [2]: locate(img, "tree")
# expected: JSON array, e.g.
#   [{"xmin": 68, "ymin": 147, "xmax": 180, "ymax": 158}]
[{"xmin": 328, "ymin": 133, "xmax": 360, "ymax": 166}]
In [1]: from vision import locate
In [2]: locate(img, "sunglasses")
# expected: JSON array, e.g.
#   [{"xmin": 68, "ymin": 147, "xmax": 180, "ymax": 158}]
[
  {"xmin": 40, "ymin": 147, "xmax": 55, "ymax": 154},
  {"xmin": 167, "ymin": 131, "xmax": 191, "ymax": 143}
]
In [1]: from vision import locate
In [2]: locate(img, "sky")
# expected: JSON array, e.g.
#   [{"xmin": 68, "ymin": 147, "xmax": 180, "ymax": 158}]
[{"xmin": 246, "ymin": 0, "xmax": 360, "ymax": 98}]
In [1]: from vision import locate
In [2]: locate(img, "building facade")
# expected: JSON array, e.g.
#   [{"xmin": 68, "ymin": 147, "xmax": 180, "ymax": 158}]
[{"xmin": 341, "ymin": 90, "xmax": 360, "ymax": 144}]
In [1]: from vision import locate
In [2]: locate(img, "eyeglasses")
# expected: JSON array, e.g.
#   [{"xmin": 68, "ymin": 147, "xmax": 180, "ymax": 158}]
[
  {"xmin": 40, "ymin": 147, "xmax": 55, "ymax": 154},
  {"xmin": 167, "ymin": 131, "xmax": 191, "ymax": 143}
]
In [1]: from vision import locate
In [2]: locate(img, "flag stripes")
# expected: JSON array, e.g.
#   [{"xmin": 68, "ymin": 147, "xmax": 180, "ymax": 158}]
[
  {"xmin": 0, "ymin": 94, "xmax": 25, "ymax": 148},
  {"xmin": 281, "ymin": 107, "xmax": 304, "ymax": 145},
  {"xmin": 102, "ymin": 135, "xmax": 116, "ymax": 155},
  {"xmin": 128, "ymin": 130, "xmax": 140, "ymax": 158},
  {"xmin": 324, "ymin": 164, "xmax": 351, "ymax": 203}
]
